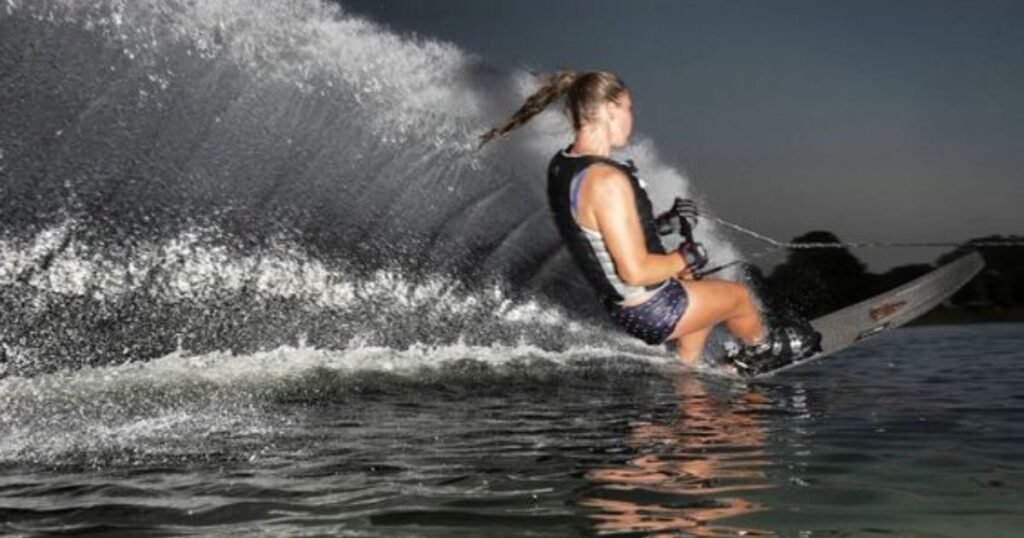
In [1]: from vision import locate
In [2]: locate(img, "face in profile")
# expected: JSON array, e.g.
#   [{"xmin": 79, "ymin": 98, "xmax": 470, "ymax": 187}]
[{"xmin": 606, "ymin": 92, "xmax": 634, "ymax": 148}]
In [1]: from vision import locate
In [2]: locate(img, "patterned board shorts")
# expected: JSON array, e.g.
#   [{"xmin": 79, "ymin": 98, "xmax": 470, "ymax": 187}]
[{"xmin": 607, "ymin": 279, "xmax": 690, "ymax": 345}]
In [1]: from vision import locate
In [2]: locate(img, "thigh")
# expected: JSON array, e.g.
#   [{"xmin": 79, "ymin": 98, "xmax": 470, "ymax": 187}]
[{"xmin": 667, "ymin": 278, "xmax": 749, "ymax": 341}]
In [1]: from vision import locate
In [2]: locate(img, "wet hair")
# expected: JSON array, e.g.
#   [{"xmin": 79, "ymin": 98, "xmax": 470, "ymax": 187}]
[{"xmin": 478, "ymin": 70, "xmax": 628, "ymax": 148}]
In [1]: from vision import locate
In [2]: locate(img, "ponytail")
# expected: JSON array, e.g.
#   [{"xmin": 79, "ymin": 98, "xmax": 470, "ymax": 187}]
[
  {"xmin": 478, "ymin": 71, "xmax": 578, "ymax": 148},
  {"xmin": 478, "ymin": 70, "xmax": 628, "ymax": 149}
]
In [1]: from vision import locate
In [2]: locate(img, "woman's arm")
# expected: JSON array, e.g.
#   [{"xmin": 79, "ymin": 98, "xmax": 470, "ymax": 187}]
[{"xmin": 576, "ymin": 165, "xmax": 689, "ymax": 287}]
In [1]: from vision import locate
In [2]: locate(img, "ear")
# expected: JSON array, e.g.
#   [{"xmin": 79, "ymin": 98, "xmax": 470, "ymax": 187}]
[{"xmin": 608, "ymin": 98, "xmax": 628, "ymax": 118}]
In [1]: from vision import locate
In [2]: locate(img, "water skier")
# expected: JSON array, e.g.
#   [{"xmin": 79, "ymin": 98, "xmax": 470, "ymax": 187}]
[{"xmin": 480, "ymin": 71, "xmax": 820, "ymax": 374}]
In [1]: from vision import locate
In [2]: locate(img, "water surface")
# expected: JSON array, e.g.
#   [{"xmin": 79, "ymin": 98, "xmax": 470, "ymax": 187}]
[{"xmin": 2, "ymin": 323, "xmax": 1022, "ymax": 537}]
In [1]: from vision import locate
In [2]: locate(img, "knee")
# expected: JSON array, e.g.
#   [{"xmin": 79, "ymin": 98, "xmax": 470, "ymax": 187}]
[
  {"xmin": 740, "ymin": 284, "xmax": 756, "ymax": 304},
  {"xmin": 726, "ymin": 282, "xmax": 752, "ymax": 306},
  {"xmin": 731, "ymin": 284, "xmax": 760, "ymax": 315}
]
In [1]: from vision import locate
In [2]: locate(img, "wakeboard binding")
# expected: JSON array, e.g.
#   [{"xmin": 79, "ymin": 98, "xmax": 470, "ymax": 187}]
[
  {"xmin": 723, "ymin": 323, "xmax": 823, "ymax": 377},
  {"xmin": 656, "ymin": 197, "xmax": 823, "ymax": 376}
]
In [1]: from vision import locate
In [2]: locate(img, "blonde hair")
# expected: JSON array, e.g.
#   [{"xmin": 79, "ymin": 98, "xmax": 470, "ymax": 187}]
[{"xmin": 478, "ymin": 70, "xmax": 628, "ymax": 147}]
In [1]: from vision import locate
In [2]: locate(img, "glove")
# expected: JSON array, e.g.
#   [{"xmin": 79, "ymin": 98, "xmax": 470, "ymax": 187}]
[
  {"xmin": 677, "ymin": 237, "xmax": 709, "ymax": 278},
  {"xmin": 655, "ymin": 198, "xmax": 700, "ymax": 236}
]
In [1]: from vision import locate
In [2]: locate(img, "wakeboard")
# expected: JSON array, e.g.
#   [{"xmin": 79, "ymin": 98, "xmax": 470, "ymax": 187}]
[{"xmin": 751, "ymin": 251, "xmax": 985, "ymax": 378}]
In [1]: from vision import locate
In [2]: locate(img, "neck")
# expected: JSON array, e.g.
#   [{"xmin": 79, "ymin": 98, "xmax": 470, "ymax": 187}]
[{"xmin": 570, "ymin": 126, "xmax": 611, "ymax": 157}]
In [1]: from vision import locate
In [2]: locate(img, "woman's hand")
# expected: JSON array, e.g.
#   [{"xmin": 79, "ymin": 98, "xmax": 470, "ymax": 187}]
[
  {"xmin": 676, "ymin": 238, "xmax": 709, "ymax": 279},
  {"xmin": 655, "ymin": 198, "xmax": 700, "ymax": 236}
]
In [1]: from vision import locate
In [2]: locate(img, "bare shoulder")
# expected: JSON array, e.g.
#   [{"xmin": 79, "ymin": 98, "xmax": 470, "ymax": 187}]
[{"xmin": 584, "ymin": 163, "xmax": 632, "ymax": 199}]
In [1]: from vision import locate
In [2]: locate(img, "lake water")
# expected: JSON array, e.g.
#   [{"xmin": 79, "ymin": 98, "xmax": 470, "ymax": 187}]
[
  {"xmin": 4, "ymin": 1, "xmax": 1022, "ymax": 536},
  {"xmin": 1, "ymin": 323, "xmax": 1022, "ymax": 537}
]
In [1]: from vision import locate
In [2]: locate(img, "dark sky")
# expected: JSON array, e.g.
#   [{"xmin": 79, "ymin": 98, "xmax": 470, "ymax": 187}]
[{"xmin": 342, "ymin": 0, "xmax": 1024, "ymax": 270}]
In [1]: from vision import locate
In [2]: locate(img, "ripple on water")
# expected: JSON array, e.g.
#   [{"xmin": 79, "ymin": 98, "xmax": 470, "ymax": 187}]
[{"xmin": 0, "ymin": 325, "xmax": 1022, "ymax": 536}]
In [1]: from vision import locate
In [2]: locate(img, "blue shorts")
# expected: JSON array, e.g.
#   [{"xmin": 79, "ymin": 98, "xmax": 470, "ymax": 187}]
[{"xmin": 607, "ymin": 279, "xmax": 689, "ymax": 345}]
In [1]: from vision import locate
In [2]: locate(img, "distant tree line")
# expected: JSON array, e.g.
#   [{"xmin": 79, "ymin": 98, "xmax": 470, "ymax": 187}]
[{"xmin": 752, "ymin": 231, "xmax": 1024, "ymax": 323}]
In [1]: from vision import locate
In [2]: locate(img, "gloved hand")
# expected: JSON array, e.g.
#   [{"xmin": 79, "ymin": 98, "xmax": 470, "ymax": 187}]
[
  {"xmin": 677, "ymin": 237, "xmax": 709, "ymax": 278},
  {"xmin": 656, "ymin": 198, "xmax": 700, "ymax": 236}
]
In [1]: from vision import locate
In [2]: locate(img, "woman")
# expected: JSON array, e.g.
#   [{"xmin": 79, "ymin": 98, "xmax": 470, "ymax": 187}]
[{"xmin": 479, "ymin": 71, "xmax": 818, "ymax": 374}]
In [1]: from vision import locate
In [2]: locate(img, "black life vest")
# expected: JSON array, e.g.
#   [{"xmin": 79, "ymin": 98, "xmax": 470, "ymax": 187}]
[{"xmin": 547, "ymin": 146, "xmax": 667, "ymax": 304}]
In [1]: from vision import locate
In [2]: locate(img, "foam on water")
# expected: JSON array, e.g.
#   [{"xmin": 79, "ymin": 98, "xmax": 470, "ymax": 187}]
[
  {"xmin": 5, "ymin": 4, "xmax": 1024, "ymax": 536},
  {"xmin": 0, "ymin": 213, "xmax": 679, "ymax": 375},
  {"xmin": 0, "ymin": 337, "xmax": 669, "ymax": 466}
]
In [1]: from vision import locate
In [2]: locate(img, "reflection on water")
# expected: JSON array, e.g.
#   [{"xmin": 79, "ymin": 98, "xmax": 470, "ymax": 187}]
[
  {"xmin": 582, "ymin": 375, "xmax": 774, "ymax": 536},
  {"xmin": 1, "ymin": 326, "xmax": 1022, "ymax": 536}
]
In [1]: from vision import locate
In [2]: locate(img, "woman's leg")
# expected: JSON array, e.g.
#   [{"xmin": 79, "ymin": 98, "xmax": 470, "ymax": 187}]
[
  {"xmin": 668, "ymin": 279, "xmax": 765, "ymax": 365},
  {"xmin": 675, "ymin": 325, "xmax": 714, "ymax": 364}
]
